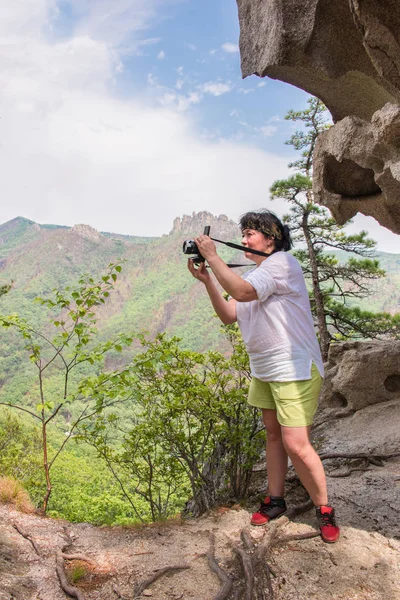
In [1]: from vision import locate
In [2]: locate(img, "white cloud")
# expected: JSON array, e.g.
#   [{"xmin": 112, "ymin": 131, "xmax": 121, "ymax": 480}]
[
  {"xmin": 0, "ymin": 0, "xmax": 291, "ymax": 239},
  {"xmin": 147, "ymin": 72, "xmax": 159, "ymax": 86},
  {"xmin": 177, "ymin": 92, "xmax": 201, "ymax": 111},
  {"xmin": 175, "ymin": 79, "xmax": 184, "ymax": 90},
  {"xmin": 0, "ymin": 1, "xmax": 54, "ymax": 38},
  {"xmin": 160, "ymin": 92, "xmax": 176, "ymax": 105},
  {"xmin": 260, "ymin": 125, "xmax": 278, "ymax": 137},
  {"xmin": 258, "ymin": 81, "xmax": 267, "ymax": 87},
  {"xmin": 65, "ymin": 0, "xmax": 178, "ymax": 52},
  {"xmin": 221, "ymin": 42, "xmax": 239, "ymax": 53},
  {"xmin": 209, "ymin": 49, "xmax": 217, "ymax": 55},
  {"xmin": 200, "ymin": 81, "xmax": 232, "ymax": 97},
  {"xmin": 237, "ymin": 88, "xmax": 255, "ymax": 95},
  {"xmin": 157, "ymin": 50, "xmax": 165, "ymax": 60},
  {"xmin": 185, "ymin": 43, "xmax": 196, "ymax": 51}
]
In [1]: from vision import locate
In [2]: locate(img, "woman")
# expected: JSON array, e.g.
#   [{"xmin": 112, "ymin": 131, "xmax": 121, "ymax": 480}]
[{"xmin": 187, "ymin": 210, "xmax": 339, "ymax": 543}]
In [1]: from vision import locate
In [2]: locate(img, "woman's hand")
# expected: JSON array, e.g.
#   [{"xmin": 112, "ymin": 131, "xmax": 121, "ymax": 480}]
[
  {"xmin": 187, "ymin": 259, "xmax": 210, "ymax": 284},
  {"xmin": 194, "ymin": 235, "xmax": 217, "ymax": 261}
]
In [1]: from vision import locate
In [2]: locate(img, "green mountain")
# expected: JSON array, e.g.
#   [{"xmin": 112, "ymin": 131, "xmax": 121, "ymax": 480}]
[
  {"xmin": 0, "ymin": 213, "xmax": 246, "ymax": 363},
  {"xmin": 0, "ymin": 214, "xmax": 399, "ymax": 386},
  {"xmin": 0, "ymin": 213, "xmax": 252, "ymax": 438},
  {"xmin": 1, "ymin": 214, "xmax": 399, "ymax": 347},
  {"xmin": 0, "ymin": 214, "xmax": 399, "ymax": 524}
]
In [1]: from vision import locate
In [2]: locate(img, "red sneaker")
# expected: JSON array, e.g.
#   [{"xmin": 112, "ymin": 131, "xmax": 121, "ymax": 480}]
[
  {"xmin": 251, "ymin": 496, "xmax": 287, "ymax": 526},
  {"xmin": 316, "ymin": 505, "xmax": 340, "ymax": 543}
]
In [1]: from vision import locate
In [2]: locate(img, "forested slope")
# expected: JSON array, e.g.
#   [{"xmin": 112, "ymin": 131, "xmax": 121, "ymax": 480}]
[{"xmin": 0, "ymin": 213, "xmax": 399, "ymax": 525}]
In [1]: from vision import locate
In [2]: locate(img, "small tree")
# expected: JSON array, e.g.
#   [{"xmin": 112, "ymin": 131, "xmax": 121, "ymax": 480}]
[
  {"xmin": 0, "ymin": 264, "xmax": 135, "ymax": 513},
  {"xmin": 83, "ymin": 330, "xmax": 264, "ymax": 520},
  {"xmin": 270, "ymin": 97, "xmax": 399, "ymax": 360}
]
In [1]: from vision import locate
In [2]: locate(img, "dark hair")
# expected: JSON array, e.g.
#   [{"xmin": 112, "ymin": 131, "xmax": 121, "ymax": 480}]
[{"xmin": 239, "ymin": 210, "xmax": 293, "ymax": 252}]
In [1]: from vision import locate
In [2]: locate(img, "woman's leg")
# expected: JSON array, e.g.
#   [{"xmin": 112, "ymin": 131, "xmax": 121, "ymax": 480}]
[
  {"xmin": 261, "ymin": 409, "xmax": 288, "ymax": 497},
  {"xmin": 281, "ymin": 425, "xmax": 328, "ymax": 506}
]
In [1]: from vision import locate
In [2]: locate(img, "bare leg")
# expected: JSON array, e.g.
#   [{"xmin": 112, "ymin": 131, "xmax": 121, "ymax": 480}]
[
  {"xmin": 261, "ymin": 409, "xmax": 288, "ymax": 497},
  {"xmin": 281, "ymin": 426, "xmax": 328, "ymax": 506}
]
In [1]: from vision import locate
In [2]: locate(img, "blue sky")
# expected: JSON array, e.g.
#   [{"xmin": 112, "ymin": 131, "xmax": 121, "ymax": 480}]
[{"xmin": 0, "ymin": 0, "xmax": 398, "ymax": 251}]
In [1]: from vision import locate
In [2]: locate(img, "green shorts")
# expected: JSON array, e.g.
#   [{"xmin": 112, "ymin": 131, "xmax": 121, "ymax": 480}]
[{"xmin": 247, "ymin": 363, "xmax": 323, "ymax": 427}]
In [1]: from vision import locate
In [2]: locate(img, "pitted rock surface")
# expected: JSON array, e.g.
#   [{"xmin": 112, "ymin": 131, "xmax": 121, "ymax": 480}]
[
  {"xmin": 236, "ymin": 0, "xmax": 400, "ymax": 122},
  {"xmin": 318, "ymin": 340, "xmax": 400, "ymax": 414},
  {"xmin": 236, "ymin": 0, "xmax": 400, "ymax": 234}
]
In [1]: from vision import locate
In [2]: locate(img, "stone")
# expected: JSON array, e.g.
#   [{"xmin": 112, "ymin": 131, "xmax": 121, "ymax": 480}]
[
  {"xmin": 313, "ymin": 103, "xmax": 400, "ymax": 232},
  {"xmin": 236, "ymin": 0, "xmax": 400, "ymax": 234},
  {"xmin": 318, "ymin": 340, "xmax": 400, "ymax": 415},
  {"xmin": 236, "ymin": 0, "xmax": 400, "ymax": 122}
]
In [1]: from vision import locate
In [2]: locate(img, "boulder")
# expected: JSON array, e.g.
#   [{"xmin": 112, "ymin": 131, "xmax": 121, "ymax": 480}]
[
  {"xmin": 313, "ymin": 103, "xmax": 400, "ymax": 232},
  {"xmin": 236, "ymin": 0, "xmax": 400, "ymax": 122},
  {"xmin": 318, "ymin": 340, "xmax": 400, "ymax": 415},
  {"xmin": 312, "ymin": 340, "xmax": 400, "ymax": 538},
  {"xmin": 236, "ymin": 0, "xmax": 400, "ymax": 234}
]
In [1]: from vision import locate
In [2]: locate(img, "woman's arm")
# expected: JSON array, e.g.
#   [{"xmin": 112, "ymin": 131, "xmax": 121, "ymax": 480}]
[
  {"xmin": 187, "ymin": 260, "xmax": 237, "ymax": 324},
  {"xmin": 194, "ymin": 236, "xmax": 257, "ymax": 302},
  {"xmin": 204, "ymin": 278, "xmax": 237, "ymax": 324}
]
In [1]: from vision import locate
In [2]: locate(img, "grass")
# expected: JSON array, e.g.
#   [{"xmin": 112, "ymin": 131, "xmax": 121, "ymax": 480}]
[{"xmin": 0, "ymin": 477, "xmax": 35, "ymax": 513}]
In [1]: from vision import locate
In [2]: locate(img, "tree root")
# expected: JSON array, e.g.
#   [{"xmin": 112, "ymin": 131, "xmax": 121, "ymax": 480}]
[
  {"xmin": 206, "ymin": 500, "xmax": 315, "ymax": 600},
  {"xmin": 319, "ymin": 451, "xmax": 400, "ymax": 479},
  {"xmin": 207, "ymin": 533, "xmax": 234, "ymax": 600},
  {"xmin": 12, "ymin": 522, "xmax": 41, "ymax": 556},
  {"xmin": 55, "ymin": 551, "xmax": 86, "ymax": 600},
  {"xmin": 319, "ymin": 451, "xmax": 400, "ymax": 467},
  {"xmin": 327, "ymin": 467, "xmax": 371, "ymax": 478},
  {"xmin": 121, "ymin": 500, "xmax": 318, "ymax": 600},
  {"xmin": 232, "ymin": 545, "xmax": 254, "ymax": 599},
  {"xmin": 133, "ymin": 564, "xmax": 190, "ymax": 598}
]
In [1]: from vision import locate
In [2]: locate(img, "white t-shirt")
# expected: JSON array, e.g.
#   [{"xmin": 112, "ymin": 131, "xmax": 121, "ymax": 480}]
[{"xmin": 236, "ymin": 252, "xmax": 324, "ymax": 382}]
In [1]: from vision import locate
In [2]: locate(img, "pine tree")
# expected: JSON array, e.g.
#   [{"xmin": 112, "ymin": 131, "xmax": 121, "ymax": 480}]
[{"xmin": 270, "ymin": 97, "xmax": 399, "ymax": 361}]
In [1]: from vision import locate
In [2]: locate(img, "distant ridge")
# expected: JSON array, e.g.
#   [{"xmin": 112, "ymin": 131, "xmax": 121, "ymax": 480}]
[{"xmin": 0, "ymin": 211, "xmax": 399, "ymax": 419}]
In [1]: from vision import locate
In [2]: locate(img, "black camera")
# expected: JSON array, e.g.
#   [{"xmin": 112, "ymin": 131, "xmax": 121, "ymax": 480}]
[{"xmin": 182, "ymin": 226, "xmax": 210, "ymax": 264}]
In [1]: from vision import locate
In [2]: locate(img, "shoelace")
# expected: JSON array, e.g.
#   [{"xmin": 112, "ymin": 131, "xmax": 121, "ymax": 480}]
[
  {"xmin": 258, "ymin": 500, "xmax": 286, "ymax": 516},
  {"xmin": 317, "ymin": 509, "xmax": 337, "ymax": 527}
]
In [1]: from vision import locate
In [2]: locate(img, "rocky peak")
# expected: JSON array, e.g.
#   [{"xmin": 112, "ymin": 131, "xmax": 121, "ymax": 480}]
[
  {"xmin": 170, "ymin": 212, "xmax": 241, "ymax": 240},
  {"xmin": 69, "ymin": 224, "xmax": 102, "ymax": 241}
]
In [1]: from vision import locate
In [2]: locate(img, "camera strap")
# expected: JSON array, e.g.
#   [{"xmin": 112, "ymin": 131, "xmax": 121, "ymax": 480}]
[{"xmin": 210, "ymin": 237, "xmax": 270, "ymax": 258}]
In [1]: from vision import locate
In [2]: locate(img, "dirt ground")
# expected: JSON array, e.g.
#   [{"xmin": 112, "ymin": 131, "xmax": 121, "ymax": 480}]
[
  {"xmin": 0, "ymin": 458, "xmax": 399, "ymax": 600},
  {"xmin": 1, "ymin": 393, "xmax": 400, "ymax": 600}
]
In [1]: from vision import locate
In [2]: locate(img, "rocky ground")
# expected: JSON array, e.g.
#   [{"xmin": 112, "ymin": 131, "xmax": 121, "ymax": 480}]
[
  {"xmin": 1, "ymin": 341, "xmax": 399, "ymax": 599},
  {"xmin": 0, "ymin": 453, "xmax": 399, "ymax": 600}
]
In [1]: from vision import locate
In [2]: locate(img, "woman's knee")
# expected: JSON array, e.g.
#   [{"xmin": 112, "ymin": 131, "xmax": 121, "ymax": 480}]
[{"xmin": 282, "ymin": 429, "xmax": 311, "ymax": 459}]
